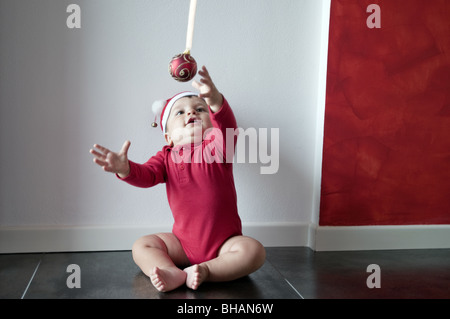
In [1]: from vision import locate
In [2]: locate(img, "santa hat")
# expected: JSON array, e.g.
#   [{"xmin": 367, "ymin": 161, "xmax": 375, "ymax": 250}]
[{"xmin": 151, "ymin": 91, "xmax": 199, "ymax": 132}]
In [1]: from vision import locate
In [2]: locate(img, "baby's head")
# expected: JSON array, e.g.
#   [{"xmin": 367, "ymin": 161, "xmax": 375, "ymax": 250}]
[{"xmin": 154, "ymin": 92, "xmax": 213, "ymax": 147}]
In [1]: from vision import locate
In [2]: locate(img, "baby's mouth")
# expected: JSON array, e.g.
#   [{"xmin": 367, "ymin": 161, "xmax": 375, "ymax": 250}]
[{"xmin": 186, "ymin": 118, "xmax": 200, "ymax": 126}]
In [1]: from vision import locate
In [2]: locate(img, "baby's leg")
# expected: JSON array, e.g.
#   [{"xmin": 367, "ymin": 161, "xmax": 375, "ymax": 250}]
[
  {"xmin": 132, "ymin": 233, "xmax": 190, "ymax": 292},
  {"xmin": 184, "ymin": 236, "xmax": 266, "ymax": 290}
]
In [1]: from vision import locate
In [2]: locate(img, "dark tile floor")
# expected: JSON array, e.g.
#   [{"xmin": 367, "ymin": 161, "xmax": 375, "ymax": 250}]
[{"xmin": 1, "ymin": 247, "xmax": 449, "ymax": 299}]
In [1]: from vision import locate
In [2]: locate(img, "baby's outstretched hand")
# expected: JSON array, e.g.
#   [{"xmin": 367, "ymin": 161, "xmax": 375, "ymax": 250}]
[
  {"xmin": 90, "ymin": 140, "xmax": 131, "ymax": 178},
  {"xmin": 192, "ymin": 66, "xmax": 223, "ymax": 112}
]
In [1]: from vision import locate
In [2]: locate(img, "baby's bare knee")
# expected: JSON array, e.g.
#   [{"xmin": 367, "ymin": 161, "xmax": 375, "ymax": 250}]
[
  {"xmin": 251, "ymin": 240, "xmax": 266, "ymax": 269},
  {"xmin": 132, "ymin": 234, "xmax": 167, "ymax": 257},
  {"xmin": 240, "ymin": 237, "xmax": 266, "ymax": 270}
]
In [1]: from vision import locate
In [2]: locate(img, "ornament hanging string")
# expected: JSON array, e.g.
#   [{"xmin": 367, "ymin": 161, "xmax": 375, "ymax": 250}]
[
  {"xmin": 185, "ymin": 0, "xmax": 197, "ymax": 54},
  {"xmin": 169, "ymin": 0, "xmax": 198, "ymax": 82}
]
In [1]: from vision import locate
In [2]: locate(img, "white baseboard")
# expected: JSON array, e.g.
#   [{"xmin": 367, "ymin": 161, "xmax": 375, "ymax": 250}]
[
  {"xmin": 2, "ymin": 223, "xmax": 448, "ymax": 253},
  {"xmin": 0, "ymin": 223, "xmax": 312, "ymax": 254},
  {"xmin": 314, "ymin": 225, "xmax": 450, "ymax": 251}
]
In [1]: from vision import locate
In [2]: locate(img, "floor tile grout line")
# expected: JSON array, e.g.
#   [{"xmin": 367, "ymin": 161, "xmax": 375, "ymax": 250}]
[
  {"xmin": 21, "ymin": 257, "xmax": 42, "ymax": 299},
  {"xmin": 264, "ymin": 258, "xmax": 305, "ymax": 299},
  {"xmin": 284, "ymin": 278, "xmax": 304, "ymax": 299}
]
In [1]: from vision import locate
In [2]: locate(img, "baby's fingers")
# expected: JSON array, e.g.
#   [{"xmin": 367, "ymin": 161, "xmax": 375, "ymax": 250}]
[
  {"xmin": 92, "ymin": 157, "xmax": 108, "ymax": 168},
  {"xmin": 192, "ymin": 80, "xmax": 202, "ymax": 91},
  {"xmin": 120, "ymin": 140, "xmax": 131, "ymax": 155},
  {"xmin": 192, "ymin": 79, "xmax": 212, "ymax": 98},
  {"xmin": 93, "ymin": 144, "xmax": 110, "ymax": 155},
  {"xmin": 198, "ymin": 65, "xmax": 210, "ymax": 79},
  {"xmin": 90, "ymin": 148, "xmax": 105, "ymax": 160}
]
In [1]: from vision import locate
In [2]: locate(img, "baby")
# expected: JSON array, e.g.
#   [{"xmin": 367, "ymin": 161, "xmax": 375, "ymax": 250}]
[{"xmin": 90, "ymin": 66, "xmax": 266, "ymax": 292}]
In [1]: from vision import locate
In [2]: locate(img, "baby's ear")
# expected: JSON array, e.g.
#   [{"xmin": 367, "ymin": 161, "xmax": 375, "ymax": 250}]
[{"xmin": 164, "ymin": 132, "xmax": 174, "ymax": 147}]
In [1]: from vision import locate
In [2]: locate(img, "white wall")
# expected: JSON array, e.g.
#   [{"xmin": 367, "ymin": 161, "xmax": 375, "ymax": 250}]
[{"xmin": 0, "ymin": 0, "xmax": 331, "ymax": 251}]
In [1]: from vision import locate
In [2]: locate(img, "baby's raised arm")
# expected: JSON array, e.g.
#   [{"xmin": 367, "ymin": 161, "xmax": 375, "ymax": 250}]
[
  {"xmin": 90, "ymin": 140, "xmax": 131, "ymax": 178},
  {"xmin": 192, "ymin": 66, "xmax": 223, "ymax": 113}
]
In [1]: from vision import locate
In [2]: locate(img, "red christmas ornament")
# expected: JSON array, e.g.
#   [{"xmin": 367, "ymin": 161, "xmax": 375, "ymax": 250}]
[{"xmin": 169, "ymin": 52, "xmax": 197, "ymax": 82}]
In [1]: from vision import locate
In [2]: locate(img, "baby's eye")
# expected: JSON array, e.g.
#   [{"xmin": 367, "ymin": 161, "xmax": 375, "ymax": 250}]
[
  {"xmin": 196, "ymin": 107, "xmax": 206, "ymax": 112},
  {"xmin": 176, "ymin": 110, "xmax": 184, "ymax": 116}
]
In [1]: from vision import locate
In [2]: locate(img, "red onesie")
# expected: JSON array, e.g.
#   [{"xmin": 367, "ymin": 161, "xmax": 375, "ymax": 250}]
[{"xmin": 119, "ymin": 97, "xmax": 242, "ymax": 265}]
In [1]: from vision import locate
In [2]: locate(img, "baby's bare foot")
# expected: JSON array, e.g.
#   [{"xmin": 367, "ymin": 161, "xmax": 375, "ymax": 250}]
[
  {"xmin": 149, "ymin": 266, "xmax": 186, "ymax": 292},
  {"xmin": 183, "ymin": 264, "xmax": 208, "ymax": 290}
]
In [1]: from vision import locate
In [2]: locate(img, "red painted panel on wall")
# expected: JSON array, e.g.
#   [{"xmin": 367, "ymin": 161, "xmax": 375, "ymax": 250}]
[{"xmin": 319, "ymin": 0, "xmax": 450, "ymax": 225}]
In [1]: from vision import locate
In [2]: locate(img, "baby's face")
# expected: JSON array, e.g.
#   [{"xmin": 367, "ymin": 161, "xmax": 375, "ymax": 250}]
[{"xmin": 164, "ymin": 96, "xmax": 213, "ymax": 147}]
